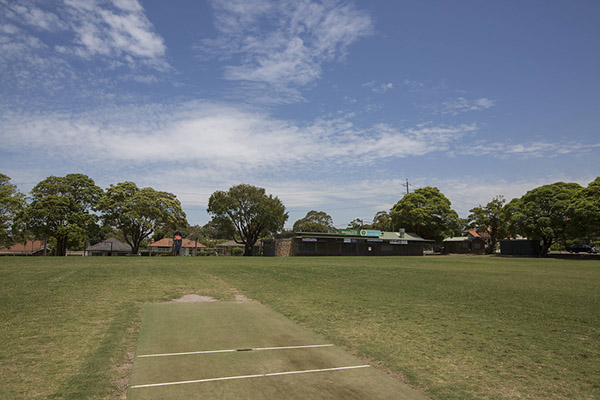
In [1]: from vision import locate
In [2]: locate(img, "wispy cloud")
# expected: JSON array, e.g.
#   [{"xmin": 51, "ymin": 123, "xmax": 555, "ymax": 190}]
[
  {"xmin": 0, "ymin": 0, "xmax": 170, "ymax": 90},
  {"xmin": 441, "ymin": 97, "xmax": 496, "ymax": 115},
  {"xmin": 198, "ymin": 0, "xmax": 373, "ymax": 95},
  {"xmin": 0, "ymin": 101, "xmax": 473, "ymax": 175},
  {"xmin": 363, "ymin": 81, "xmax": 394, "ymax": 93},
  {"xmin": 61, "ymin": 0, "xmax": 168, "ymax": 69},
  {"xmin": 465, "ymin": 141, "xmax": 600, "ymax": 158}
]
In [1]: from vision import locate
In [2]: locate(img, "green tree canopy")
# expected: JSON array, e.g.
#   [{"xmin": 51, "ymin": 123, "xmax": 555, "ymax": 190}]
[
  {"xmin": 468, "ymin": 195, "xmax": 507, "ymax": 252},
  {"xmin": 390, "ymin": 186, "xmax": 460, "ymax": 243},
  {"xmin": 504, "ymin": 181, "xmax": 582, "ymax": 256},
  {"xmin": 99, "ymin": 182, "xmax": 187, "ymax": 254},
  {"xmin": 0, "ymin": 174, "xmax": 26, "ymax": 246},
  {"xmin": 567, "ymin": 177, "xmax": 600, "ymax": 241},
  {"xmin": 207, "ymin": 184, "xmax": 288, "ymax": 256},
  {"xmin": 347, "ymin": 218, "xmax": 364, "ymax": 229},
  {"xmin": 371, "ymin": 211, "xmax": 391, "ymax": 231},
  {"xmin": 19, "ymin": 174, "xmax": 102, "ymax": 256},
  {"xmin": 293, "ymin": 210, "xmax": 336, "ymax": 233}
]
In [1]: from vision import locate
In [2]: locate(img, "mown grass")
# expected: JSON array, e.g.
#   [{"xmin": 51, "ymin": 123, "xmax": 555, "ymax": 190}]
[{"xmin": 0, "ymin": 256, "xmax": 598, "ymax": 399}]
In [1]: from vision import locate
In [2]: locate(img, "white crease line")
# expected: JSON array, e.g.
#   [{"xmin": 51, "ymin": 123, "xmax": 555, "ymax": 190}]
[
  {"xmin": 138, "ymin": 344, "xmax": 334, "ymax": 358},
  {"xmin": 130, "ymin": 365, "xmax": 371, "ymax": 389}
]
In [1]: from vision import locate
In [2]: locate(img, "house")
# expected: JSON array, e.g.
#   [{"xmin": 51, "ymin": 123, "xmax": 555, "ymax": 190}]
[
  {"xmin": 262, "ymin": 229, "xmax": 433, "ymax": 257},
  {"xmin": 0, "ymin": 240, "xmax": 50, "ymax": 256},
  {"xmin": 464, "ymin": 228, "xmax": 491, "ymax": 246},
  {"xmin": 85, "ymin": 238, "xmax": 132, "ymax": 256},
  {"xmin": 442, "ymin": 228, "xmax": 491, "ymax": 255},
  {"xmin": 148, "ymin": 238, "xmax": 206, "ymax": 256},
  {"xmin": 216, "ymin": 240, "xmax": 246, "ymax": 255},
  {"xmin": 442, "ymin": 236, "xmax": 486, "ymax": 254}
]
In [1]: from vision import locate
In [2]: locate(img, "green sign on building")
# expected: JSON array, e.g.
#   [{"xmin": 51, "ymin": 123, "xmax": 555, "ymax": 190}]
[
  {"xmin": 337, "ymin": 229, "xmax": 381, "ymax": 237},
  {"xmin": 338, "ymin": 229, "xmax": 360, "ymax": 236}
]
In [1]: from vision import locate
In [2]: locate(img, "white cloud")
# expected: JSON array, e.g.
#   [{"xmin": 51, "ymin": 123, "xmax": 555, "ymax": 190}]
[
  {"xmin": 5, "ymin": 3, "xmax": 67, "ymax": 32},
  {"xmin": 363, "ymin": 81, "xmax": 394, "ymax": 93},
  {"xmin": 441, "ymin": 97, "xmax": 496, "ymax": 115},
  {"xmin": 64, "ymin": 0, "xmax": 168, "ymax": 69},
  {"xmin": 464, "ymin": 141, "xmax": 600, "ymax": 158},
  {"xmin": 199, "ymin": 0, "xmax": 373, "ymax": 91},
  {"xmin": 0, "ymin": 0, "xmax": 170, "ymax": 82},
  {"xmin": 0, "ymin": 101, "xmax": 473, "ymax": 174}
]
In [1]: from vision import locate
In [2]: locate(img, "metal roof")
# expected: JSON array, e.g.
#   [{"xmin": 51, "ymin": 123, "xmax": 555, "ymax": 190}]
[
  {"xmin": 443, "ymin": 237, "xmax": 470, "ymax": 242},
  {"xmin": 86, "ymin": 238, "xmax": 132, "ymax": 252},
  {"xmin": 292, "ymin": 231, "xmax": 433, "ymax": 243}
]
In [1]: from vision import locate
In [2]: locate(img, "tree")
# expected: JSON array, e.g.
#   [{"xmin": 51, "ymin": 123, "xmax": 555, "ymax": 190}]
[
  {"xmin": 207, "ymin": 184, "xmax": 288, "ymax": 256},
  {"xmin": 371, "ymin": 211, "xmax": 391, "ymax": 231},
  {"xmin": 504, "ymin": 182, "xmax": 581, "ymax": 256},
  {"xmin": 390, "ymin": 186, "xmax": 460, "ymax": 243},
  {"xmin": 468, "ymin": 195, "xmax": 507, "ymax": 252},
  {"xmin": 567, "ymin": 177, "xmax": 600, "ymax": 241},
  {"xmin": 293, "ymin": 210, "xmax": 336, "ymax": 233},
  {"xmin": 0, "ymin": 174, "xmax": 26, "ymax": 247},
  {"xmin": 347, "ymin": 218, "xmax": 365, "ymax": 229},
  {"xmin": 19, "ymin": 174, "xmax": 102, "ymax": 256},
  {"xmin": 99, "ymin": 182, "xmax": 187, "ymax": 254}
]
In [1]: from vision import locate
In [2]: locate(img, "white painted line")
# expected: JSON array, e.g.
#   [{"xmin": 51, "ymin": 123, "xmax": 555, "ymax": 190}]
[
  {"xmin": 130, "ymin": 365, "xmax": 371, "ymax": 389},
  {"xmin": 138, "ymin": 344, "xmax": 334, "ymax": 358}
]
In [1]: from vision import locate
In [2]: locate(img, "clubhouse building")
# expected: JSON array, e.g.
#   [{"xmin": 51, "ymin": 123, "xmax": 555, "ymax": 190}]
[{"xmin": 262, "ymin": 229, "xmax": 432, "ymax": 257}]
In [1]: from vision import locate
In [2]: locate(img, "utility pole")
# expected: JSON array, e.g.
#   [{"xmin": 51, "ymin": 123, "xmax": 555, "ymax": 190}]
[{"xmin": 406, "ymin": 179, "xmax": 409, "ymax": 194}]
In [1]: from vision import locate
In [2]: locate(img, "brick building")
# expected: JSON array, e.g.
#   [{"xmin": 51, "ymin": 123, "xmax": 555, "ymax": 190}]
[{"xmin": 262, "ymin": 229, "xmax": 432, "ymax": 257}]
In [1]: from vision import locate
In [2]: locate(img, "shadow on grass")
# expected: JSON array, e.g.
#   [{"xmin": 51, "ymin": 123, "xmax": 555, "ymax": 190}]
[{"xmin": 50, "ymin": 302, "xmax": 141, "ymax": 399}]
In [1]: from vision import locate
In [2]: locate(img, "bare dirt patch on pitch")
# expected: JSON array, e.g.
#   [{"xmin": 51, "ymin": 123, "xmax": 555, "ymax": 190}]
[{"xmin": 169, "ymin": 294, "xmax": 218, "ymax": 303}]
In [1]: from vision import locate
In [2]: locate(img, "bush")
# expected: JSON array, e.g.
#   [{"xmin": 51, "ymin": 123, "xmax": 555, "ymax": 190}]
[
  {"xmin": 550, "ymin": 243, "xmax": 565, "ymax": 252},
  {"xmin": 485, "ymin": 244, "xmax": 497, "ymax": 254},
  {"xmin": 231, "ymin": 247, "xmax": 244, "ymax": 256}
]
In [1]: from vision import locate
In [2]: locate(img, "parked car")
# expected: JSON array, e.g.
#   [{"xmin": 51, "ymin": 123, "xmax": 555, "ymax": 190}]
[{"xmin": 566, "ymin": 244, "xmax": 598, "ymax": 253}]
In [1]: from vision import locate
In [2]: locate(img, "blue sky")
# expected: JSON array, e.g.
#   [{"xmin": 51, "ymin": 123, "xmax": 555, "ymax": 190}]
[{"xmin": 1, "ymin": 0, "xmax": 599, "ymax": 229}]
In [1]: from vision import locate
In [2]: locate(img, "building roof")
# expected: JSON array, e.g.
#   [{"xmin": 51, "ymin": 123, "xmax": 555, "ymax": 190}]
[
  {"xmin": 290, "ymin": 230, "xmax": 433, "ymax": 243},
  {"xmin": 444, "ymin": 236, "xmax": 470, "ymax": 242},
  {"xmin": 149, "ymin": 238, "xmax": 206, "ymax": 248},
  {"xmin": 464, "ymin": 228, "xmax": 491, "ymax": 239},
  {"xmin": 216, "ymin": 240, "xmax": 245, "ymax": 247},
  {"xmin": 0, "ymin": 240, "xmax": 50, "ymax": 254},
  {"xmin": 86, "ymin": 238, "xmax": 132, "ymax": 252}
]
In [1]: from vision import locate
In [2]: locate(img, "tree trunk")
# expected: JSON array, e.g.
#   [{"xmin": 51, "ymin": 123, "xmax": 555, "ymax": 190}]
[
  {"xmin": 131, "ymin": 242, "xmax": 140, "ymax": 255},
  {"xmin": 540, "ymin": 237, "xmax": 552, "ymax": 257},
  {"xmin": 56, "ymin": 235, "xmax": 67, "ymax": 256},
  {"xmin": 243, "ymin": 242, "xmax": 253, "ymax": 256}
]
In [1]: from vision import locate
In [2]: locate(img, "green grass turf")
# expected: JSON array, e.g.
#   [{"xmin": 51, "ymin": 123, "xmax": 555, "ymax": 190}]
[
  {"xmin": 127, "ymin": 301, "xmax": 426, "ymax": 399},
  {"xmin": 0, "ymin": 256, "xmax": 598, "ymax": 399}
]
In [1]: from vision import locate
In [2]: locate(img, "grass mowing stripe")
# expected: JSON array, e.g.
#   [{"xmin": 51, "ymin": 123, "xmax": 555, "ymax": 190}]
[
  {"xmin": 129, "ymin": 365, "xmax": 371, "ymax": 389},
  {"xmin": 138, "ymin": 344, "xmax": 334, "ymax": 358}
]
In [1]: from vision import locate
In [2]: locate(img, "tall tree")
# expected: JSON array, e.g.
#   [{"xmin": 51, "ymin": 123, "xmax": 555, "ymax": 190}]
[
  {"xmin": 293, "ymin": 210, "xmax": 336, "ymax": 233},
  {"xmin": 567, "ymin": 176, "xmax": 600, "ymax": 241},
  {"xmin": 371, "ymin": 211, "xmax": 391, "ymax": 231},
  {"xmin": 390, "ymin": 186, "xmax": 460, "ymax": 243},
  {"xmin": 19, "ymin": 174, "xmax": 102, "ymax": 256},
  {"xmin": 207, "ymin": 184, "xmax": 288, "ymax": 256},
  {"xmin": 468, "ymin": 195, "xmax": 507, "ymax": 252},
  {"xmin": 99, "ymin": 182, "xmax": 187, "ymax": 254},
  {"xmin": 347, "ymin": 218, "xmax": 365, "ymax": 229},
  {"xmin": 0, "ymin": 174, "xmax": 26, "ymax": 246},
  {"xmin": 504, "ymin": 182, "xmax": 581, "ymax": 256}
]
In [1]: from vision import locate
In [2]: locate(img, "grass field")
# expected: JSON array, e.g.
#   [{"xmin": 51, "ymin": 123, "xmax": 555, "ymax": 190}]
[
  {"xmin": 127, "ymin": 301, "xmax": 425, "ymax": 399},
  {"xmin": 0, "ymin": 256, "xmax": 598, "ymax": 399}
]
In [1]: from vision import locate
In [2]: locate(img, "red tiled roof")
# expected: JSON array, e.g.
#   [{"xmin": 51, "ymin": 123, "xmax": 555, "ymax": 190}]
[
  {"xmin": 0, "ymin": 240, "xmax": 49, "ymax": 253},
  {"xmin": 149, "ymin": 238, "xmax": 206, "ymax": 248},
  {"xmin": 465, "ymin": 229, "xmax": 481, "ymax": 238},
  {"xmin": 464, "ymin": 229, "xmax": 491, "ymax": 239}
]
